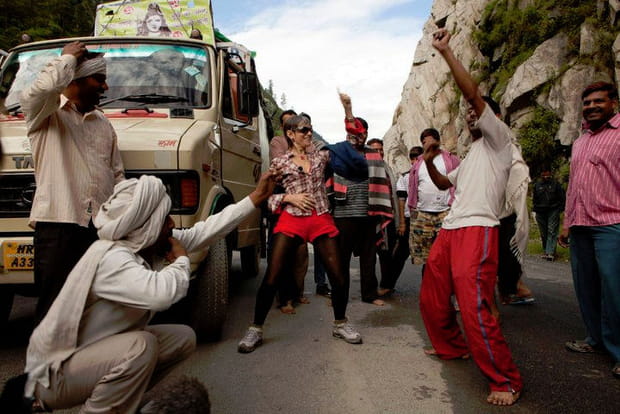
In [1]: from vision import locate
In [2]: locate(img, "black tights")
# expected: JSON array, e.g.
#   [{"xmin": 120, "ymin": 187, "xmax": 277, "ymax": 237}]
[{"xmin": 253, "ymin": 233, "xmax": 349, "ymax": 325}]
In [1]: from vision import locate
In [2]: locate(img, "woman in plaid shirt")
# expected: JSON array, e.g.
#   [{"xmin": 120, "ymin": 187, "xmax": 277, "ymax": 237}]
[{"xmin": 238, "ymin": 115, "xmax": 362, "ymax": 353}]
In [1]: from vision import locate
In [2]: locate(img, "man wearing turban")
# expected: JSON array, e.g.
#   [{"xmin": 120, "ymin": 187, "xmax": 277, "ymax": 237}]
[
  {"xmin": 10, "ymin": 172, "xmax": 275, "ymax": 412},
  {"xmin": 21, "ymin": 41, "xmax": 125, "ymax": 323}
]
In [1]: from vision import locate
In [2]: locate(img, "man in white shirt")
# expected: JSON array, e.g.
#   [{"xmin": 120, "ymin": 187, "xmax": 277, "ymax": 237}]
[
  {"xmin": 13, "ymin": 172, "xmax": 275, "ymax": 413},
  {"xmin": 418, "ymin": 29, "xmax": 522, "ymax": 406},
  {"xmin": 21, "ymin": 41, "xmax": 125, "ymax": 322},
  {"xmin": 407, "ymin": 129, "xmax": 459, "ymax": 267}
]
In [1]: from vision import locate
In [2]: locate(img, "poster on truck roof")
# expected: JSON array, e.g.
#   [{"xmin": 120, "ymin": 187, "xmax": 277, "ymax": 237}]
[{"xmin": 94, "ymin": 0, "xmax": 215, "ymax": 45}]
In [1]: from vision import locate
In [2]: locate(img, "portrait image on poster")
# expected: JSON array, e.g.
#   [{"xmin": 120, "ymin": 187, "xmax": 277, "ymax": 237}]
[{"xmin": 95, "ymin": 0, "xmax": 215, "ymax": 45}]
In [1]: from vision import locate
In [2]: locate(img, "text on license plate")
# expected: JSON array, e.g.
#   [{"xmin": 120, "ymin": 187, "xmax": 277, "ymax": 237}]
[{"xmin": 3, "ymin": 242, "xmax": 34, "ymax": 270}]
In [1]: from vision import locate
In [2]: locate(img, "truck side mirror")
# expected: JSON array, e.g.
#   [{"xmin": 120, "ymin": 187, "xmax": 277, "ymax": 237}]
[{"xmin": 237, "ymin": 71, "xmax": 259, "ymax": 118}]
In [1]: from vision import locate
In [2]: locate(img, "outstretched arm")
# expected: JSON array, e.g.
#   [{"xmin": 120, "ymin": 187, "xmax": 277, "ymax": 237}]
[
  {"xmin": 339, "ymin": 92, "xmax": 366, "ymax": 137},
  {"xmin": 249, "ymin": 170, "xmax": 277, "ymax": 206},
  {"xmin": 339, "ymin": 92, "xmax": 355, "ymax": 121},
  {"xmin": 432, "ymin": 29, "xmax": 485, "ymax": 117}
]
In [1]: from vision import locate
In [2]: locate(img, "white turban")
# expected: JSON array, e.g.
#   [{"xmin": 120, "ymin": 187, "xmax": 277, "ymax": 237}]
[
  {"xmin": 94, "ymin": 175, "xmax": 172, "ymax": 252},
  {"xmin": 73, "ymin": 56, "xmax": 107, "ymax": 80}
]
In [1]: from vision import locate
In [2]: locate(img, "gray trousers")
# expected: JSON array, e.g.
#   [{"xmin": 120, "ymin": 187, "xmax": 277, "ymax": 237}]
[{"xmin": 35, "ymin": 324, "xmax": 196, "ymax": 413}]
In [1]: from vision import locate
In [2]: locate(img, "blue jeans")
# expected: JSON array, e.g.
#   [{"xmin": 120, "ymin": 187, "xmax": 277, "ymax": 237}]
[
  {"xmin": 570, "ymin": 224, "xmax": 620, "ymax": 361},
  {"xmin": 535, "ymin": 209, "xmax": 560, "ymax": 255}
]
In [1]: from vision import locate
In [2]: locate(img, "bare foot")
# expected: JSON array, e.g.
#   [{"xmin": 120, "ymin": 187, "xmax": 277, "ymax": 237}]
[
  {"xmin": 424, "ymin": 348, "xmax": 470, "ymax": 359},
  {"xmin": 280, "ymin": 302, "xmax": 295, "ymax": 314},
  {"xmin": 371, "ymin": 299, "xmax": 385, "ymax": 306},
  {"xmin": 487, "ymin": 390, "xmax": 520, "ymax": 406},
  {"xmin": 377, "ymin": 288, "xmax": 392, "ymax": 297},
  {"xmin": 298, "ymin": 296, "xmax": 310, "ymax": 304},
  {"xmin": 516, "ymin": 280, "xmax": 532, "ymax": 298}
]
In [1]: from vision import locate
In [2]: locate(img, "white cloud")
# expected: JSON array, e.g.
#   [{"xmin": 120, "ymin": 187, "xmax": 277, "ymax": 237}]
[{"xmin": 227, "ymin": 0, "xmax": 426, "ymax": 142}]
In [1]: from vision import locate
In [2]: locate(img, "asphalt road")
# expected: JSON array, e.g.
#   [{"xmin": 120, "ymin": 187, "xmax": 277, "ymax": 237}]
[{"xmin": 1, "ymin": 251, "xmax": 619, "ymax": 413}]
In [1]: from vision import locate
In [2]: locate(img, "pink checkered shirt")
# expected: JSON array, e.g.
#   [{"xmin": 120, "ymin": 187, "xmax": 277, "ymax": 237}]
[
  {"xmin": 268, "ymin": 150, "xmax": 331, "ymax": 216},
  {"xmin": 564, "ymin": 112, "xmax": 620, "ymax": 229}
]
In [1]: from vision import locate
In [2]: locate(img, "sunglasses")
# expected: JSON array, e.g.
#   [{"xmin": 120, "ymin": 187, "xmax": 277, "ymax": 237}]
[
  {"xmin": 295, "ymin": 126, "xmax": 313, "ymax": 134},
  {"xmin": 347, "ymin": 134, "xmax": 361, "ymax": 141}
]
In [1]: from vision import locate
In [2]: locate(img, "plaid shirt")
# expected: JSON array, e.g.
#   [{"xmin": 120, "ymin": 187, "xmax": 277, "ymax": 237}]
[{"xmin": 268, "ymin": 150, "xmax": 331, "ymax": 216}]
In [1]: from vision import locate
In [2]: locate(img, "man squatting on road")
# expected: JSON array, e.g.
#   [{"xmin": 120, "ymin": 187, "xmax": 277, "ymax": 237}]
[
  {"xmin": 6, "ymin": 173, "xmax": 274, "ymax": 413},
  {"xmin": 418, "ymin": 29, "xmax": 522, "ymax": 406}
]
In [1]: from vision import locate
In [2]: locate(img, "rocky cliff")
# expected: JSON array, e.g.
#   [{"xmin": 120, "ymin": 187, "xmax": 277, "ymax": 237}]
[{"xmin": 384, "ymin": 0, "xmax": 618, "ymax": 176}]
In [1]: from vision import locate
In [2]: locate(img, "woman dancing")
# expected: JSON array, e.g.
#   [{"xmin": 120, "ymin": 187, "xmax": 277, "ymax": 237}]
[{"xmin": 238, "ymin": 115, "xmax": 362, "ymax": 353}]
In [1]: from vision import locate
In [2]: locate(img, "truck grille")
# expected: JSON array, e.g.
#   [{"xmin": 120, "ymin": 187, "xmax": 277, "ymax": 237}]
[
  {"xmin": 0, "ymin": 170, "xmax": 199, "ymax": 218},
  {"xmin": 0, "ymin": 173, "xmax": 36, "ymax": 218}
]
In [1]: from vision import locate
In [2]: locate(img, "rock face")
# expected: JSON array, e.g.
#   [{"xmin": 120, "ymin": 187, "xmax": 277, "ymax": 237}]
[{"xmin": 384, "ymin": 0, "xmax": 618, "ymax": 173}]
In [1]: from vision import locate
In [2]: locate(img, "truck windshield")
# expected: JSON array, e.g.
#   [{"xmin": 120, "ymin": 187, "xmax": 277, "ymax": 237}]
[{"xmin": 0, "ymin": 42, "xmax": 210, "ymax": 109}]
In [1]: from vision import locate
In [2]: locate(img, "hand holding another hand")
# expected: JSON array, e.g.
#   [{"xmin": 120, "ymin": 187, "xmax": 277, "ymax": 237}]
[
  {"xmin": 249, "ymin": 170, "xmax": 278, "ymax": 206},
  {"xmin": 165, "ymin": 237, "xmax": 187, "ymax": 263}
]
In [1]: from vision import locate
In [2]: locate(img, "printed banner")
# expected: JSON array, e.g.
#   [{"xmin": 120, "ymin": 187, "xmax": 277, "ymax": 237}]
[{"xmin": 95, "ymin": 0, "xmax": 215, "ymax": 45}]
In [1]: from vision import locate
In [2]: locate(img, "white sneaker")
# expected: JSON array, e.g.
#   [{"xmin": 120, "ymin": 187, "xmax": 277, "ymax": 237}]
[
  {"xmin": 238, "ymin": 326, "xmax": 263, "ymax": 353},
  {"xmin": 332, "ymin": 322, "xmax": 362, "ymax": 344}
]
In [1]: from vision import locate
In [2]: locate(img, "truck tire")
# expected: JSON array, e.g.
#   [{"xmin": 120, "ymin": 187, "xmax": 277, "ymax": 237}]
[
  {"xmin": 188, "ymin": 238, "xmax": 229, "ymax": 342},
  {"xmin": 0, "ymin": 287, "xmax": 14, "ymax": 326},
  {"xmin": 240, "ymin": 244, "xmax": 260, "ymax": 278}
]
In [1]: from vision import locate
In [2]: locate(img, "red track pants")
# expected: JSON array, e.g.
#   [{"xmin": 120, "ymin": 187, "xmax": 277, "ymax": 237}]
[{"xmin": 420, "ymin": 226, "xmax": 523, "ymax": 393}]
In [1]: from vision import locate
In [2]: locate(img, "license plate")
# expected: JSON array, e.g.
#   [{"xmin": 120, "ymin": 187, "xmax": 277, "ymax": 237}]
[{"xmin": 3, "ymin": 242, "xmax": 35, "ymax": 270}]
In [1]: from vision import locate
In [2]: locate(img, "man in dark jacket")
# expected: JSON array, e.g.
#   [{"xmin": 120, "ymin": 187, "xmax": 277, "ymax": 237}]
[{"xmin": 532, "ymin": 170, "xmax": 565, "ymax": 261}]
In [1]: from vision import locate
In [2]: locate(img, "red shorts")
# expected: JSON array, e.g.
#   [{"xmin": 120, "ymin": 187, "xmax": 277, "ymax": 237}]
[{"xmin": 273, "ymin": 210, "xmax": 339, "ymax": 243}]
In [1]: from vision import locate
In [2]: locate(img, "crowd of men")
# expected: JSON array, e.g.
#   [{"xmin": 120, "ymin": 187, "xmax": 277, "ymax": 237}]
[{"xmin": 0, "ymin": 27, "xmax": 618, "ymax": 412}]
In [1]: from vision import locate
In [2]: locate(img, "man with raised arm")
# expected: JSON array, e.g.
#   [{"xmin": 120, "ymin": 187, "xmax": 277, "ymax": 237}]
[
  {"xmin": 418, "ymin": 29, "xmax": 522, "ymax": 406},
  {"xmin": 21, "ymin": 41, "xmax": 124, "ymax": 323}
]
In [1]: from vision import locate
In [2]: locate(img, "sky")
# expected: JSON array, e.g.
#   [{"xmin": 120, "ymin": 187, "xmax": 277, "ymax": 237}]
[{"xmin": 212, "ymin": 0, "xmax": 433, "ymax": 142}]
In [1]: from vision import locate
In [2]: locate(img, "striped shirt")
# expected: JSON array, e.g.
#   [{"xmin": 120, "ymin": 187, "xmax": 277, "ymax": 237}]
[
  {"xmin": 564, "ymin": 113, "xmax": 620, "ymax": 229},
  {"xmin": 268, "ymin": 150, "xmax": 331, "ymax": 216},
  {"xmin": 21, "ymin": 54, "xmax": 125, "ymax": 228},
  {"xmin": 332, "ymin": 177, "xmax": 369, "ymax": 218}
]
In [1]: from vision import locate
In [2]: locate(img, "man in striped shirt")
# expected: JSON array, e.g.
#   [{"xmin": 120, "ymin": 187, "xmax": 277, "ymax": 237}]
[
  {"xmin": 21, "ymin": 41, "xmax": 124, "ymax": 323},
  {"xmin": 560, "ymin": 81, "xmax": 620, "ymax": 380},
  {"xmin": 332, "ymin": 93, "xmax": 393, "ymax": 306}
]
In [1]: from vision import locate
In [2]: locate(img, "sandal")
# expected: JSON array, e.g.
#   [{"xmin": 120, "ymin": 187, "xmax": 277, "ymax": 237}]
[
  {"xmin": 505, "ymin": 295, "xmax": 535, "ymax": 305},
  {"xmin": 565, "ymin": 339, "xmax": 605, "ymax": 354}
]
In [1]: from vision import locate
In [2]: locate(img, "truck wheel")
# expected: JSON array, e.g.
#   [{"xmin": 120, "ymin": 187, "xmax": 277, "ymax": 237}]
[
  {"xmin": 188, "ymin": 238, "xmax": 229, "ymax": 342},
  {"xmin": 0, "ymin": 287, "xmax": 14, "ymax": 326},
  {"xmin": 240, "ymin": 245, "xmax": 260, "ymax": 278}
]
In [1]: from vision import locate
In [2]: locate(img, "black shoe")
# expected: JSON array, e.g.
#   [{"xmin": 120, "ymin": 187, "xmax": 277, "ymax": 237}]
[{"xmin": 316, "ymin": 284, "xmax": 331, "ymax": 297}]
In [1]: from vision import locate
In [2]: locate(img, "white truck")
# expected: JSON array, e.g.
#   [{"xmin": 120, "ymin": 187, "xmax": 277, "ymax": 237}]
[{"xmin": 0, "ymin": 8, "xmax": 269, "ymax": 340}]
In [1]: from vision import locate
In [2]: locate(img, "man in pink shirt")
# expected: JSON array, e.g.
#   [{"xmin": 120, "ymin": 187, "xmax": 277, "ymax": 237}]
[{"xmin": 559, "ymin": 81, "xmax": 620, "ymax": 380}]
